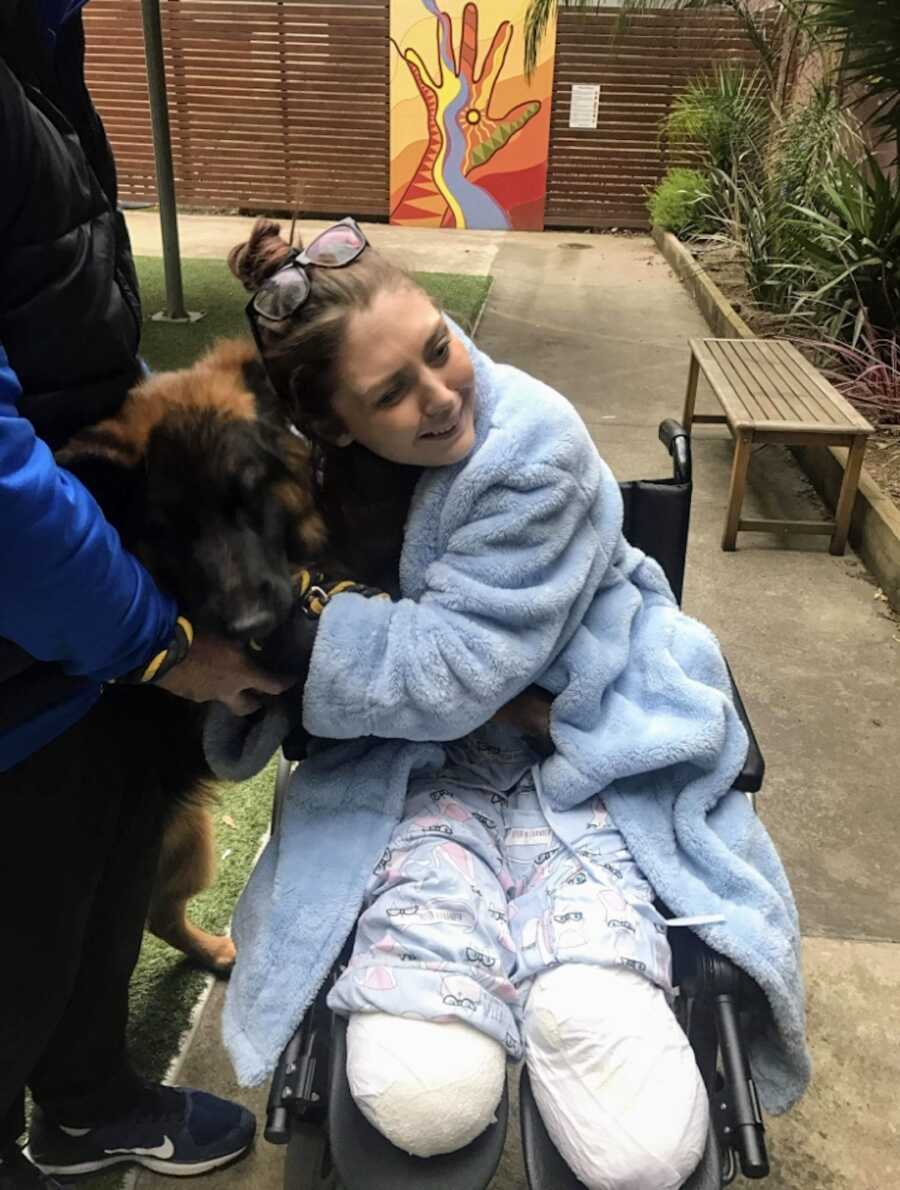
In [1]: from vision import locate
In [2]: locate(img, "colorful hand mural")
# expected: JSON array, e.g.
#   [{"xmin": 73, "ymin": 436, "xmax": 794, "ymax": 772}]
[{"xmin": 390, "ymin": 0, "xmax": 556, "ymax": 231}]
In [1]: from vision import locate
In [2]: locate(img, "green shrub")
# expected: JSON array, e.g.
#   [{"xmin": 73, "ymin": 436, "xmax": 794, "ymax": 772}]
[
  {"xmin": 648, "ymin": 168, "xmax": 714, "ymax": 236},
  {"xmin": 663, "ymin": 65, "xmax": 768, "ymax": 178}
]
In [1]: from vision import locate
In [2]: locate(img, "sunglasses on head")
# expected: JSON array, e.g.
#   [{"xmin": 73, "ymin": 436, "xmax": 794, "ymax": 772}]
[{"xmin": 245, "ymin": 216, "xmax": 368, "ymax": 358}]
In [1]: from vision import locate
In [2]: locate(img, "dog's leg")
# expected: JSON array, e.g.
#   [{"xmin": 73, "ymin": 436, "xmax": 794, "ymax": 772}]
[{"xmin": 147, "ymin": 797, "xmax": 237, "ymax": 975}]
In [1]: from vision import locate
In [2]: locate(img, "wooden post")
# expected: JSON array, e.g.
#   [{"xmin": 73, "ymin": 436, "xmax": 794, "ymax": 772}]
[
  {"xmin": 682, "ymin": 351, "xmax": 700, "ymax": 432},
  {"xmin": 722, "ymin": 430, "xmax": 753, "ymax": 551},
  {"xmin": 830, "ymin": 435, "xmax": 866, "ymax": 555}
]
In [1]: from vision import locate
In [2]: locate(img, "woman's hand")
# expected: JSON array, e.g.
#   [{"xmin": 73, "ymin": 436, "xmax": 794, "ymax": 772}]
[
  {"xmin": 249, "ymin": 603, "xmax": 319, "ymax": 680},
  {"xmin": 493, "ymin": 686, "xmax": 553, "ymax": 757},
  {"xmin": 249, "ymin": 571, "xmax": 387, "ymax": 683},
  {"xmin": 157, "ymin": 632, "xmax": 295, "ymax": 716}
]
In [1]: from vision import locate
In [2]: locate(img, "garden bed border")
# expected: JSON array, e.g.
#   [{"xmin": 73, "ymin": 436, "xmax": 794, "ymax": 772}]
[{"xmin": 653, "ymin": 227, "xmax": 900, "ymax": 611}]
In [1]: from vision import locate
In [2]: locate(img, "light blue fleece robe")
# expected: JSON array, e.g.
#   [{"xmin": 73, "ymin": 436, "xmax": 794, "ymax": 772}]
[{"xmin": 206, "ymin": 326, "xmax": 810, "ymax": 1113}]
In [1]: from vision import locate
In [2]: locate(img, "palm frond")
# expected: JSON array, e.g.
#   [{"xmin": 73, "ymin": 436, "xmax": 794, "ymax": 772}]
[
  {"xmin": 617, "ymin": 0, "xmax": 781, "ymax": 77},
  {"xmin": 808, "ymin": 0, "xmax": 900, "ymax": 145},
  {"xmin": 523, "ymin": 0, "xmax": 562, "ymax": 79}
]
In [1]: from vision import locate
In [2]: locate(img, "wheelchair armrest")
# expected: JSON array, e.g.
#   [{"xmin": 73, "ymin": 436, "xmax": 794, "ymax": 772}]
[{"xmin": 726, "ymin": 660, "xmax": 765, "ymax": 794}]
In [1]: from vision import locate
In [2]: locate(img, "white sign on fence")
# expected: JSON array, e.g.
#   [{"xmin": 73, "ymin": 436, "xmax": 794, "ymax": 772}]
[{"xmin": 569, "ymin": 83, "xmax": 600, "ymax": 130}]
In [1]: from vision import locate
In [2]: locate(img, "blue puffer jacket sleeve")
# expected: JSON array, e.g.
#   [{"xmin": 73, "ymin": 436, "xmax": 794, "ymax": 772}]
[{"xmin": 0, "ymin": 347, "xmax": 176, "ymax": 681}]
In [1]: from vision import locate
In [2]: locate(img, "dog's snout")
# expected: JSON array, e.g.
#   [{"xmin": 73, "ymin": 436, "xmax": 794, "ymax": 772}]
[{"xmin": 227, "ymin": 608, "xmax": 278, "ymax": 642}]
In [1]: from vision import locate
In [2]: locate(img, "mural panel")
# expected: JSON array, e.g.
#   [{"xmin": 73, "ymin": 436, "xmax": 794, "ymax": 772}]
[{"xmin": 390, "ymin": 0, "xmax": 556, "ymax": 230}]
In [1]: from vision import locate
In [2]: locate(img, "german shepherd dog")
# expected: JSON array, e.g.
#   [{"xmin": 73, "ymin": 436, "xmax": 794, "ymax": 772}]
[{"xmin": 56, "ymin": 338, "xmax": 325, "ymax": 973}]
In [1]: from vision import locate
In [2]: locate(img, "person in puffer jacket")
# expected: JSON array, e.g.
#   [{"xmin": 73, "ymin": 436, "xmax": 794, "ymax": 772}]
[{"xmin": 0, "ymin": 4, "xmax": 277, "ymax": 1184}]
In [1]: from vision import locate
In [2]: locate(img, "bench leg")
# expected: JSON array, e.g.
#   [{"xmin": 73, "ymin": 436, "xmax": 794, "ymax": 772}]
[
  {"xmin": 682, "ymin": 353, "xmax": 700, "ymax": 432},
  {"xmin": 830, "ymin": 435, "xmax": 866, "ymax": 555},
  {"xmin": 722, "ymin": 430, "xmax": 752, "ymax": 551}
]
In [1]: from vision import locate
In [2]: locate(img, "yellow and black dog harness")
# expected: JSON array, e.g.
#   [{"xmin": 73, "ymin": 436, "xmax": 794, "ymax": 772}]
[
  {"xmin": 295, "ymin": 567, "xmax": 386, "ymax": 619},
  {"xmin": 115, "ymin": 615, "xmax": 194, "ymax": 686},
  {"xmin": 248, "ymin": 567, "xmax": 389, "ymax": 651},
  {"xmin": 117, "ymin": 570, "xmax": 386, "ymax": 685}
]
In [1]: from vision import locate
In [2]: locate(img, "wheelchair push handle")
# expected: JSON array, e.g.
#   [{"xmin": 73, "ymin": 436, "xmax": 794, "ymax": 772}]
[{"xmin": 658, "ymin": 419, "xmax": 692, "ymax": 486}]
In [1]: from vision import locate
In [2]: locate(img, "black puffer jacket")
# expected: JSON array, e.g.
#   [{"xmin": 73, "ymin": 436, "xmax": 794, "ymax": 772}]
[
  {"xmin": 0, "ymin": 2, "xmax": 165, "ymax": 744},
  {"xmin": 0, "ymin": 1, "xmax": 143, "ymax": 450}
]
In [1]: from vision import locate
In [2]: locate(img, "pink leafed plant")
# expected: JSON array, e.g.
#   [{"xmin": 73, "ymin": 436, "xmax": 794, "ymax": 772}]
[{"xmin": 795, "ymin": 327, "xmax": 900, "ymax": 425}]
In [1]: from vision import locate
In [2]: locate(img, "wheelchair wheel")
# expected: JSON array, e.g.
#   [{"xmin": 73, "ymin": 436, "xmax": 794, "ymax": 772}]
[{"xmin": 284, "ymin": 1122, "xmax": 341, "ymax": 1190}]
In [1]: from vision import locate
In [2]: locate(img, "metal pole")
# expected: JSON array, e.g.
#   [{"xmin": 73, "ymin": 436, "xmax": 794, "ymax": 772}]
[{"xmin": 141, "ymin": 0, "xmax": 193, "ymax": 321}]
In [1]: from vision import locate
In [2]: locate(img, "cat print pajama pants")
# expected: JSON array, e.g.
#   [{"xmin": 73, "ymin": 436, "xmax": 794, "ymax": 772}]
[{"xmin": 328, "ymin": 727, "xmax": 673, "ymax": 1058}]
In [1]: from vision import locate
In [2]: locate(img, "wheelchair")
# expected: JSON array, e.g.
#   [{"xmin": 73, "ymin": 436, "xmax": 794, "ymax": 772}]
[{"xmin": 264, "ymin": 420, "xmax": 771, "ymax": 1190}]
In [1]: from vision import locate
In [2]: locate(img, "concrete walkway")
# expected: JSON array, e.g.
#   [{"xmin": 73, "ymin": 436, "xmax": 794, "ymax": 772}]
[{"xmin": 130, "ymin": 216, "xmax": 900, "ymax": 1190}]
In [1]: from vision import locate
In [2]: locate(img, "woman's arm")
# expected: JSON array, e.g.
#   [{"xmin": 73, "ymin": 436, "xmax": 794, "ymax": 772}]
[{"xmin": 303, "ymin": 452, "xmax": 612, "ymax": 742}]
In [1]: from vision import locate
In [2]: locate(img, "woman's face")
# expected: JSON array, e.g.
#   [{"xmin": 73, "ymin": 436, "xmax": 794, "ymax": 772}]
[{"xmin": 331, "ymin": 285, "xmax": 477, "ymax": 467}]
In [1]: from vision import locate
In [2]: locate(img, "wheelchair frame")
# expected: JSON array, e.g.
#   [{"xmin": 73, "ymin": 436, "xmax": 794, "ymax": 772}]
[{"xmin": 264, "ymin": 422, "xmax": 770, "ymax": 1190}]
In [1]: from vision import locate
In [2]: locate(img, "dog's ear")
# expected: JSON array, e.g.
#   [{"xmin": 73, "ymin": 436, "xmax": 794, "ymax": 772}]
[
  {"xmin": 260, "ymin": 422, "xmax": 327, "ymax": 559},
  {"xmin": 56, "ymin": 428, "xmax": 147, "ymax": 541},
  {"xmin": 240, "ymin": 355, "xmax": 277, "ymax": 416}
]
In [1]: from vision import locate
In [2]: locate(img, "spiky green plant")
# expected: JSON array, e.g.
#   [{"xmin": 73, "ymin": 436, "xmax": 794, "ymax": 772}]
[
  {"xmin": 789, "ymin": 153, "xmax": 900, "ymax": 335},
  {"xmin": 808, "ymin": 0, "xmax": 900, "ymax": 154},
  {"xmin": 775, "ymin": 83, "xmax": 854, "ymax": 208},
  {"xmin": 524, "ymin": 0, "xmax": 816, "ymax": 93},
  {"xmin": 663, "ymin": 65, "xmax": 768, "ymax": 177}
]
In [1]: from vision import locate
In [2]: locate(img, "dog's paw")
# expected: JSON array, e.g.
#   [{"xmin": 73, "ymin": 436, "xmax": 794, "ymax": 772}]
[{"xmin": 201, "ymin": 933, "xmax": 238, "ymax": 977}]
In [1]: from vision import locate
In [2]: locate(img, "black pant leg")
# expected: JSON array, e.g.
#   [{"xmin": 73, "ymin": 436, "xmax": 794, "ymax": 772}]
[
  {"xmin": 0, "ymin": 721, "xmax": 122, "ymax": 1143},
  {"xmin": 0, "ymin": 704, "xmax": 166, "ymax": 1140},
  {"xmin": 28, "ymin": 769, "xmax": 166, "ymax": 1125}
]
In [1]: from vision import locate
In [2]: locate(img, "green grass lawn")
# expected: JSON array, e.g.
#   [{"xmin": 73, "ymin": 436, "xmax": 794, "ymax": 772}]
[
  {"xmin": 137, "ymin": 256, "xmax": 491, "ymax": 372},
  {"xmin": 66, "ymin": 258, "xmax": 490, "ymax": 1188}
]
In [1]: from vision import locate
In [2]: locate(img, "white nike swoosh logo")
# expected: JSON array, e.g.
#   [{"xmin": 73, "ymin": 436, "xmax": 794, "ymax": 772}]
[{"xmin": 104, "ymin": 1137, "xmax": 175, "ymax": 1159}]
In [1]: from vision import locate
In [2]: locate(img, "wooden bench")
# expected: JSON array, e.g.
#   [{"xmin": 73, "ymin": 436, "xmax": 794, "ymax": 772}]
[{"xmin": 683, "ymin": 337, "xmax": 873, "ymax": 554}]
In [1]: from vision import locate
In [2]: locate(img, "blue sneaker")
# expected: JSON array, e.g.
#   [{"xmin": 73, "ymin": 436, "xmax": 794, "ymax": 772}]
[{"xmin": 26, "ymin": 1084, "xmax": 255, "ymax": 1178}]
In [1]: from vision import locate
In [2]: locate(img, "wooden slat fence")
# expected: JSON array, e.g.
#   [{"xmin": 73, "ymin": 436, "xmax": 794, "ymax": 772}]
[
  {"xmin": 84, "ymin": 0, "xmax": 389, "ymax": 215},
  {"xmin": 546, "ymin": 8, "xmax": 765, "ymax": 228},
  {"xmin": 83, "ymin": 2, "xmax": 764, "ymax": 227}
]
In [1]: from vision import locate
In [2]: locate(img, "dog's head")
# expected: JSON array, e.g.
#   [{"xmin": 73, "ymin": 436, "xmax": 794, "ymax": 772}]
[
  {"xmin": 139, "ymin": 410, "xmax": 323, "ymax": 639},
  {"xmin": 58, "ymin": 340, "xmax": 326, "ymax": 642}
]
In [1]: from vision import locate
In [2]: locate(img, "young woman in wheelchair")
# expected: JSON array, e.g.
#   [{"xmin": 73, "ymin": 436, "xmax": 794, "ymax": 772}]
[{"xmin": 216, "ymin": 217, "xmax": 809, "ymax": 1190}]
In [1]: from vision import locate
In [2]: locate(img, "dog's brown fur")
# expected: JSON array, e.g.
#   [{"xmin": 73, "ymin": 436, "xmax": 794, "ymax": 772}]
[
  {"xmin": 149, "ymin": 781, "xmax": 232, "ymax": 972},
  {"xmin": 59, "ymin": 338, "xmax": 324, "ymax": 974}
]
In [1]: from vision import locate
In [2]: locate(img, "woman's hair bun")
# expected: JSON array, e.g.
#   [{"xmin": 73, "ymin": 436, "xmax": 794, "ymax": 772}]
[{"xmin": 228, "ymin": 217, "xmax": 296, "ymax": 292}]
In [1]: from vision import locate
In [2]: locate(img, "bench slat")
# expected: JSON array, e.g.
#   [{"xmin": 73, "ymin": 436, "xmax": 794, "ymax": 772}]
[
  {"xmin": 689, "ymin": 344, "xmax": 757, "ymax": 430},
  {"xmin": 710, "ymin": 339, "xmax": 835, "ymax": 429},
  {"xmin": 733, "ymin": 340, "xmax": 795, "ymax": 423},
  {"xmin": 739, "ymin": 340, "xmax": 834, "ymax": 426},
  {"xmin": 720, "ymin": 339, "xmax": 796, "ymax": 422},
  {"xmin": 769, "ymin": 339, "xmax": 872, "ymax": 432},
  {"xmin": 693, "ymin": 337, "xmax": 873, "ymax": 434}
]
